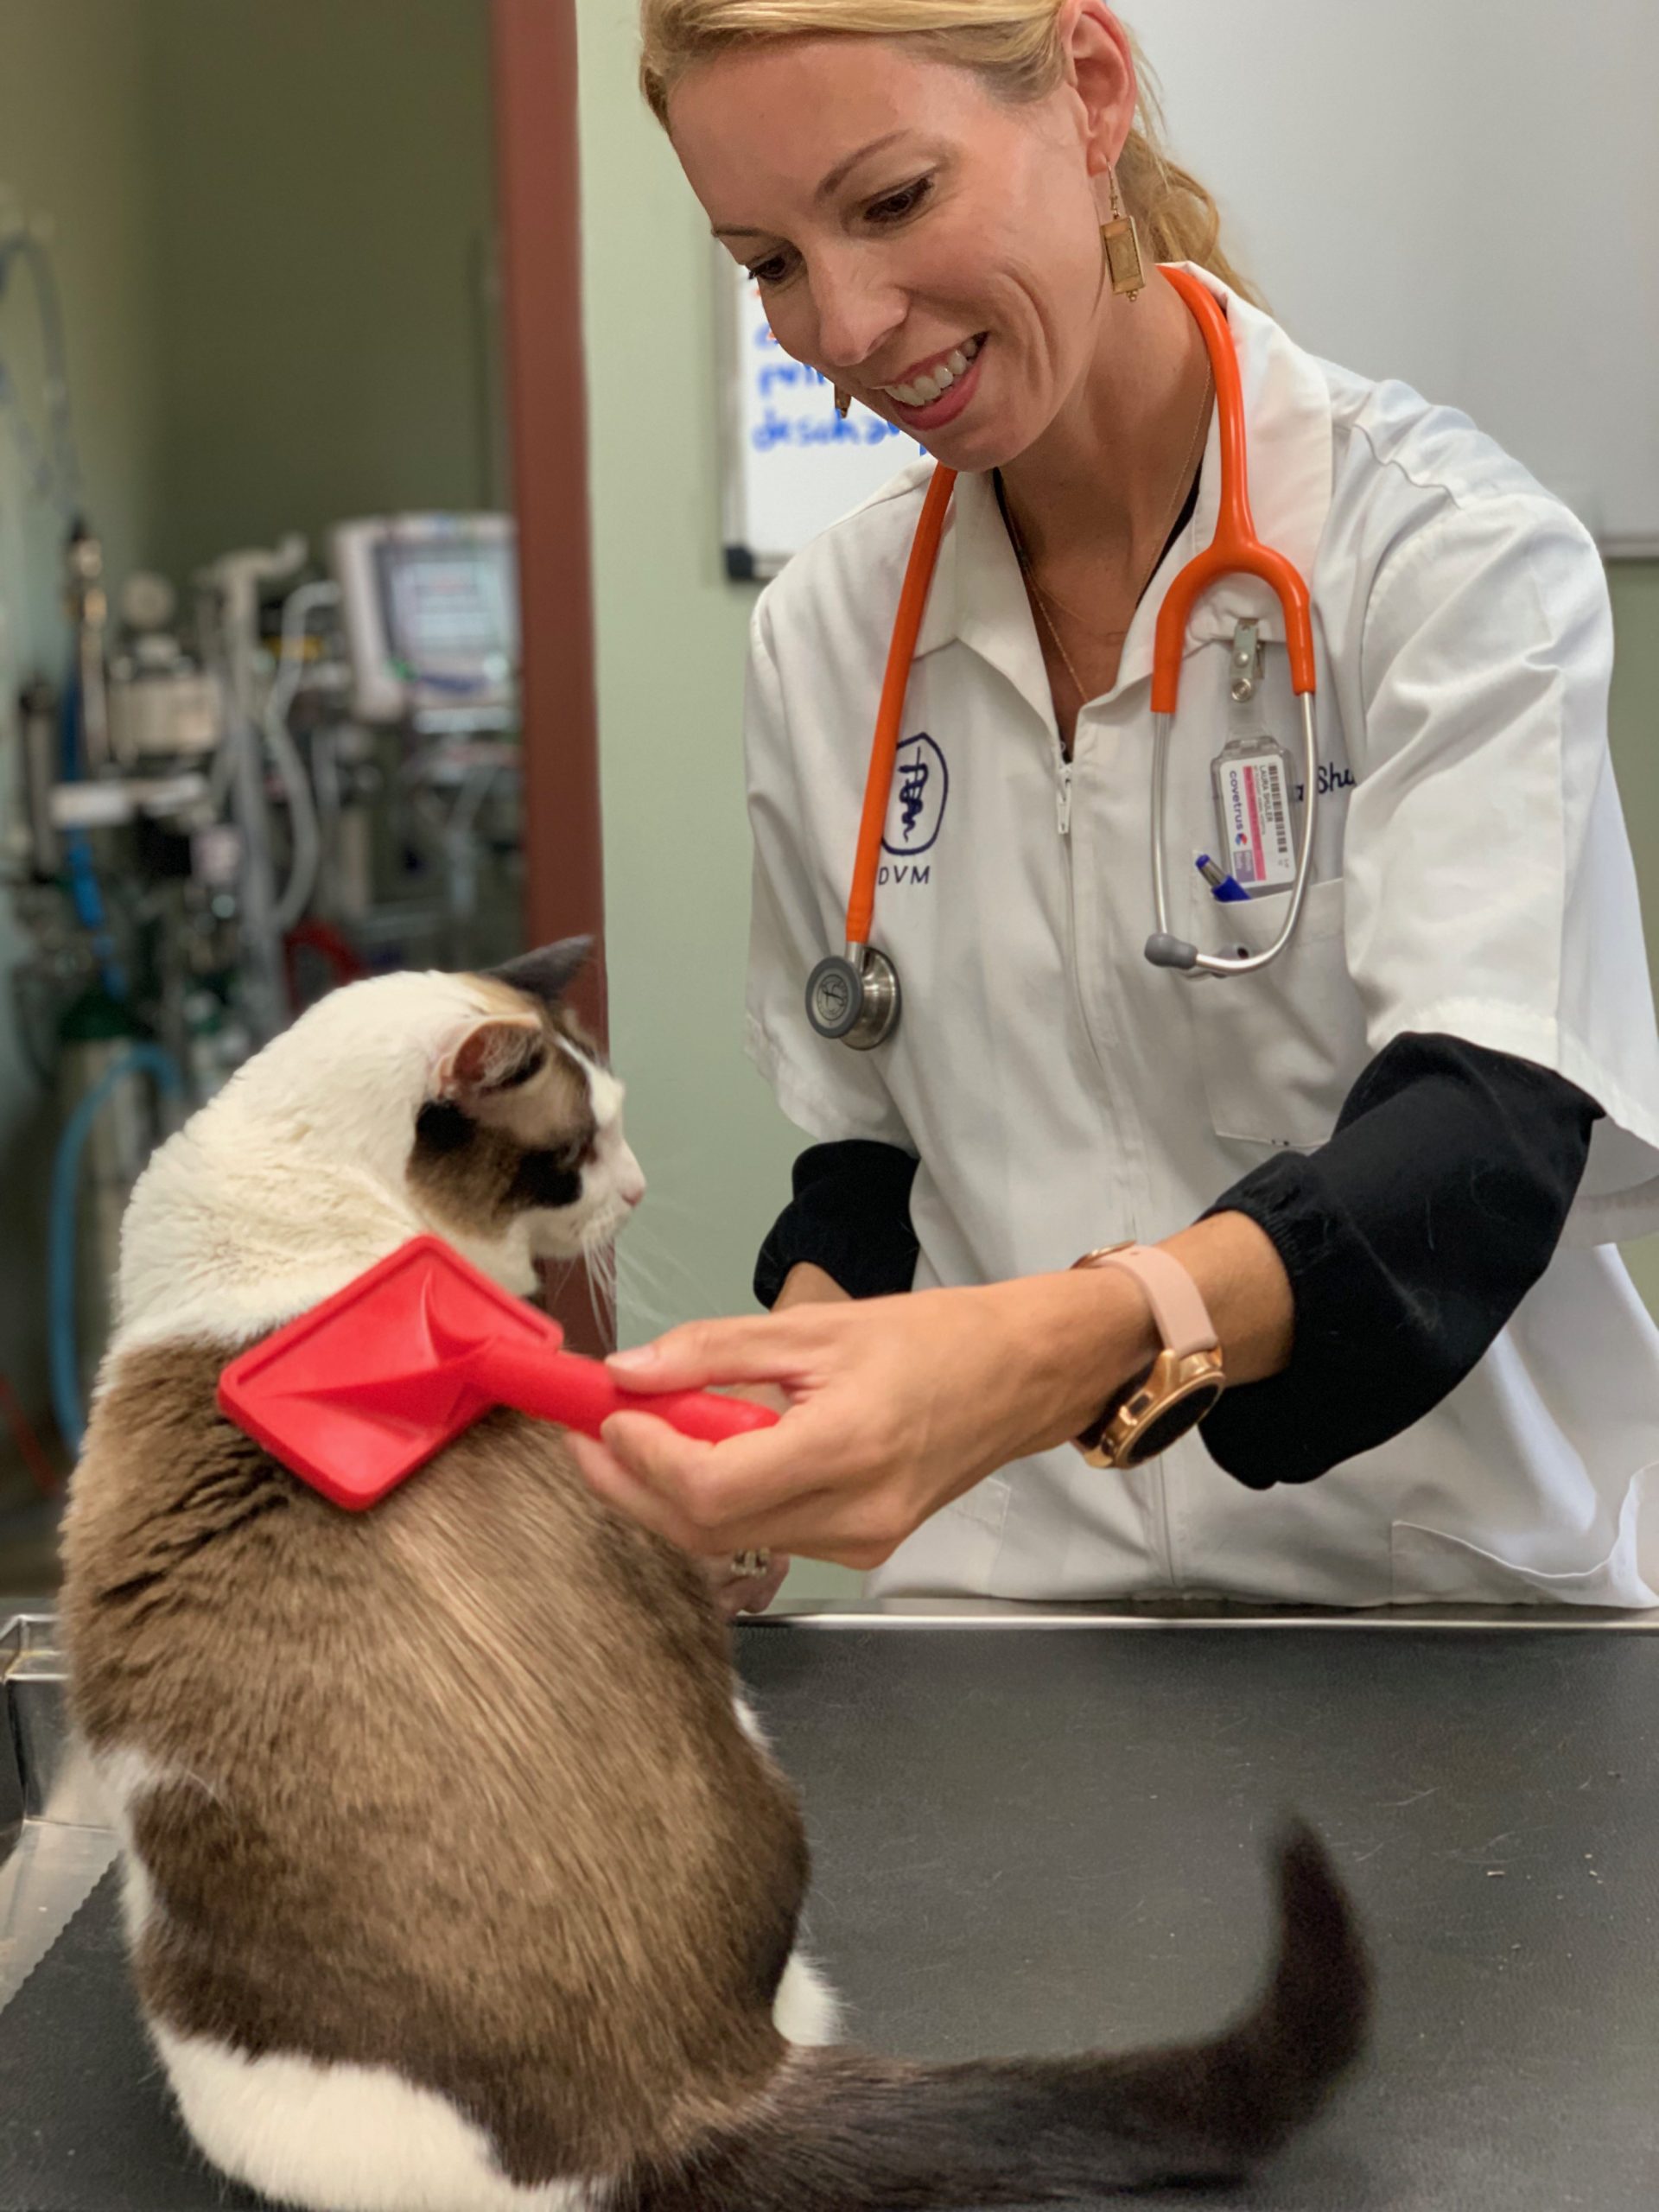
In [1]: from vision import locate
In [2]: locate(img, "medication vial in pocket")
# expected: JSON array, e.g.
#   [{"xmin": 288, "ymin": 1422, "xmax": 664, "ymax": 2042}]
[{"xmin": 1211, "ymin": 734, "xmax": 1297, "ymax": 893}]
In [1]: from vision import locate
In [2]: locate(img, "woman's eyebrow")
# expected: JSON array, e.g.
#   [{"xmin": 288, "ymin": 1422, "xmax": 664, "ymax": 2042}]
[
  {"xmin": 815, "ymin": 130, "xmax": 910, "ymax": 200},
  {"xmin": 710, "ymin": 130, "xmax": 913, "ymax": 238}
]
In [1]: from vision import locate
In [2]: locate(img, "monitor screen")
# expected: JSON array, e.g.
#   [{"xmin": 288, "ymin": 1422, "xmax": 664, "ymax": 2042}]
[{"xmin": 376, "ymin": 540, "xmax": 515, "ymax": 671}]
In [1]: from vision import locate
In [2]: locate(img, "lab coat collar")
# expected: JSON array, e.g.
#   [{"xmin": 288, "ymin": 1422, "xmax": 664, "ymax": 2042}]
[{"xmin": 913, "ymin": 264, "xmax": 1335, "ymax": 722}]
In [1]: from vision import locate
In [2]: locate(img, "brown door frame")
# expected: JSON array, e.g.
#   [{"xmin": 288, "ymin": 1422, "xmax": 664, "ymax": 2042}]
[
  {"xmin": 492, "ymin": 0, "xmax": 605, "ymax": 1040},
  {"xmin": 491, "ymin": 0, "xmax": 611, "ymax": 1348}
]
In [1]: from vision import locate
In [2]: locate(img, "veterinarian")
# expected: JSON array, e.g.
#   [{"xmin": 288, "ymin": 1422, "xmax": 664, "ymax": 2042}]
[{"xmin": 569, "ymin": 0, "xmax": 1659, "ymax": 1607}]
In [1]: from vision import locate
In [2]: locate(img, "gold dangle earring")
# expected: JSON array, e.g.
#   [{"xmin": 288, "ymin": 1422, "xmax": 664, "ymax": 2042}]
[
  {"xmin": 834, "ymin": 386, "xmax": 852, "ymax": 419},
  {"xmin": 1100, "ymin": 165, "xmax": 1146, "ymax": 302}
]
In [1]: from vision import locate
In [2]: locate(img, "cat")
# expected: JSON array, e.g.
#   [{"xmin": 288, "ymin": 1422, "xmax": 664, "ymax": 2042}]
[{"xmin": 60, "ymin": 941, "xmax": 1370, "ymax": 2212}]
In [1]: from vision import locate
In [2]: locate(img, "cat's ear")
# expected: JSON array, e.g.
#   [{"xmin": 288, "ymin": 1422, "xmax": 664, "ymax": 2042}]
[
  {"xmin": 434, "ymin": 1012, "xmax": 543, "ymax": 1100},
  {"xmin": 482, "ymin": 938, "xmax": 593, "ymax": 1009}
]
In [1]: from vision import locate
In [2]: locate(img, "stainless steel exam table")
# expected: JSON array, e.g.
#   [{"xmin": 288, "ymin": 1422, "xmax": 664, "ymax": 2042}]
[{"xmin": 3, "ymin": 1599, "xmax": 1658, "ymax": 2209}]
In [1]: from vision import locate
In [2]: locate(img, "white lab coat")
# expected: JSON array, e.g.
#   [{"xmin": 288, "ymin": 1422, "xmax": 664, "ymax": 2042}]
[{"xmin": 742, "ymin": 264, "xmax": 1659, "ymax": 1607}]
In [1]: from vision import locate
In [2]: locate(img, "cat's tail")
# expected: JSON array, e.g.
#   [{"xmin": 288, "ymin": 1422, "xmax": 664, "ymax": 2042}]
[{"xmin": 612, "ymin": 1822, "xmax": 1369, "ymax": 2212}]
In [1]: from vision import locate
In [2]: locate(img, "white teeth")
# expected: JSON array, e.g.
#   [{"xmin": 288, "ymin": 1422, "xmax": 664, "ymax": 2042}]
[{"xmin": 883, "ymin": 335, "xmax": 982, "ymax": 407}]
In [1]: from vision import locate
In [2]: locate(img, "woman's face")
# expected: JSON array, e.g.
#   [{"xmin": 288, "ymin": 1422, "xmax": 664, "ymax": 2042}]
[{"xmin": 670, "ymin": 35, "xmax": 1118, "ymax": 474}]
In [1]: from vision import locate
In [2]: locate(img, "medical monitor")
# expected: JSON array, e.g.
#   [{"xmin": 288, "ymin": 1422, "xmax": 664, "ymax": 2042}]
[{"xmin": 331, "ymin": 515, "xmax": 518, "ymax": 726}]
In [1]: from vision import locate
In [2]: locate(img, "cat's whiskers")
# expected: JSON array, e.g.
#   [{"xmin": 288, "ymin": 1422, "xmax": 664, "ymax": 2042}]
[
  {"xmin": 617, "ymin": 1229, "xmax": 715, "ymax": 1304},
  {"xmin": 613, "ymin": 1236, "xmax": 730, "ymax": 1342}
]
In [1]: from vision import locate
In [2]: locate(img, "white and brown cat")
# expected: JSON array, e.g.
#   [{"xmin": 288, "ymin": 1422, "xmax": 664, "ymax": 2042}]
[{"xmin": 60, "ymin": 943, "xmax": 1369, "ymax": 2212}]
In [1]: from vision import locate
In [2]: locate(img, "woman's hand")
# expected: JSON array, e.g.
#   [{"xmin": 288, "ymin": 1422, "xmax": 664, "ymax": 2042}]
[{"xmin": 565, "ymin": 1269, "xmax": 1158, "ymax": 1569}]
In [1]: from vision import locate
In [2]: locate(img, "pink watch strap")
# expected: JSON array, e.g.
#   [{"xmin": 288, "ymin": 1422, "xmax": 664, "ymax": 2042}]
[{"xmin": 1084, "ymin": 1245, "xmax": 1217, "ymax": 1359}]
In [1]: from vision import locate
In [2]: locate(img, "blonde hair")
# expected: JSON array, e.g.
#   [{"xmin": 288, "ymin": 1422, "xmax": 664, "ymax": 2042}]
[{"xmin": 639, "ymin": 0, "xmax": 1261, "ymax": 305}]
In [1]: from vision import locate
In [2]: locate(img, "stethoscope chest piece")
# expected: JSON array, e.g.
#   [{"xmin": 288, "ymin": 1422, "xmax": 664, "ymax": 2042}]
[{"xmin": 806, "ymin": 946, "xmax": 901, "ymax": 1050}]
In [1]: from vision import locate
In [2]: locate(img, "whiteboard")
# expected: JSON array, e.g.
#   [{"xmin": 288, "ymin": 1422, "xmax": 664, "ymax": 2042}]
[
  {"xmin": 716, "ymin": 0, "xmax": 1659, "ymax": 565},
  {"xmin": 719, "ymin": 257, "xmax": 925, "ymax": 579}
]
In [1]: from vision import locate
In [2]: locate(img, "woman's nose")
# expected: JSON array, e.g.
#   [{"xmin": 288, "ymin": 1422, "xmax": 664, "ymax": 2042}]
[{"xmin": 808, "ymin": 250, "xmax": 906, "ymax": 377}]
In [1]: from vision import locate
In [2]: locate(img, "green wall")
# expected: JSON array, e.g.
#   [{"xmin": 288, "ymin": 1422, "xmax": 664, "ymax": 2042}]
[
  {"xmin": 144, "ymin": 0, "xmax": 499, "ymax": 587},
  {"xmin": 1609, "ymin": 563, "xmax": 1659, "ymax": 1309}
]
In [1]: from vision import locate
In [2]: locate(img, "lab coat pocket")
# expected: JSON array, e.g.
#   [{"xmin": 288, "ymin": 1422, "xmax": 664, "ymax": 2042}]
[
  {"xmin": 1390, "ymin": 1470, "xmax": 1659, "ymax": 1608},
  {"xmin": 1185, "ymin": 874, "xmax": 1369, "ymax": 1150}
]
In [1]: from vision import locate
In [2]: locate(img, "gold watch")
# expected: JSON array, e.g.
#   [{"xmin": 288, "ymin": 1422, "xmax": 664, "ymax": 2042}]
[{"xmin": 1069, "ymin": 1243, "xmax": 1225, "ymax": 1469}]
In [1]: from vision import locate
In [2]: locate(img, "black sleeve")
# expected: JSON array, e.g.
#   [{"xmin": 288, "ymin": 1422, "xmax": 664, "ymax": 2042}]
[
  {"xmin": 754, "ymin": 1141, "xmax": 919, "ymax": 1308},
  {"xmin": 1198, "ymin": 1033, "xmax": 1601, "ymax": 1490}
]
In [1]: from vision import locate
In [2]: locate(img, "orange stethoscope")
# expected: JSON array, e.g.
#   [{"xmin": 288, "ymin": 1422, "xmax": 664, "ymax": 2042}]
[{"xmin": 805, "ymin": 266, "xmax": 1323, "ymax": 1052}]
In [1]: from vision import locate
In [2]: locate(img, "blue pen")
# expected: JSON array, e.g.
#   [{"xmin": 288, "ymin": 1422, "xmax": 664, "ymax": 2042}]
[{"xmin": 1197, "ymin": 854, "xmax": 1251, "ymax": 904}]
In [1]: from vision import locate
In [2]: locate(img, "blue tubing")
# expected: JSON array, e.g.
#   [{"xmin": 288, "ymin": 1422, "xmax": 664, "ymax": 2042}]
[
  {"xmin": 48, "ymin": 1045, "xmax": 184, "ymax": 1458},
  {"xmin": 56, "ymin": 677, "xmax": 127, "ymax": 1000}
]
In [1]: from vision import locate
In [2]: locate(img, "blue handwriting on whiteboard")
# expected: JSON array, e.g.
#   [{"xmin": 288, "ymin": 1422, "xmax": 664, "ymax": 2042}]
[
  {"xmin": 752, "ymin": 408, "xmax": 906, "ymax": 451},
  {"xmin": 757, "ymin": 358, "xmax": 830, "ymax": 398}
]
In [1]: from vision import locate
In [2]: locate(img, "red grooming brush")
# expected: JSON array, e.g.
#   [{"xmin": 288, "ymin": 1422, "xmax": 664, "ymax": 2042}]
[{"xmin": 216, "ymin": 1235, "xmax": 776, "ymax": 1510}]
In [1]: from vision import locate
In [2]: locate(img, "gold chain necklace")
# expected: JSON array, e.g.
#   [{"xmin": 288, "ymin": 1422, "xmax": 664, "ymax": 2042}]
[{"xmin": 1007, "ymin": 362, "xmax": 1213, "ymax": 711}]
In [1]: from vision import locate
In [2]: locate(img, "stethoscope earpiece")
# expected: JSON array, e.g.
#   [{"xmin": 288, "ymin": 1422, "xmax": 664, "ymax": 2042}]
[
  {"xmin": 806, "ymin": 947, "xmax": 901, "ymax": 1051},
  {"xmin": 1144, "ymin": 933, "xmax": 1201, "ymax": 973}
]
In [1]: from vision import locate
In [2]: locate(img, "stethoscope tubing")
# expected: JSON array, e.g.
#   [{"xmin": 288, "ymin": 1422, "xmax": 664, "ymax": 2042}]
[
  {"xmin": 843, "ymin": 460, "xmax": 958, "ymax": 960},
  {"xmin": 818, "ymin": 264, "xmax": 1325, "ymax": 1046},
  {"xmin": 1150, "ymin": 270, "xmax": 1319, "ymax": 709}
]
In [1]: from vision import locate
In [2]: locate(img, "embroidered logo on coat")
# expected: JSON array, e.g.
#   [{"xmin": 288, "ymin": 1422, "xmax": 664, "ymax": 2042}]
[{"xmin": 881, "ymin": 733, "xmax": 949, "ymax": 860}]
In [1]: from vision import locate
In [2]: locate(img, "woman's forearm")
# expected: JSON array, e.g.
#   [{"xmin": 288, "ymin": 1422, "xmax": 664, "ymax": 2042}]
[
  {"xmin": 754, "ymin": 1141, "xmax": 919, "ymax": 1307},
  {"xmin": 1200, "ymin": 1034, "xmax": 1599, "ymax": 1488},
  {"xmin": 996, "ymin": 1212, "xmax": 1293, "ymax": 1456},
  {"xmin": 773, "ymin": 1261, "xmax": 854, "ymax": 1310}
]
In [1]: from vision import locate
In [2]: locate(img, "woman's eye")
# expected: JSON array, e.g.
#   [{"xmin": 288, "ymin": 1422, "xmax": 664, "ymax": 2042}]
[
  {"xmin": 866, "ymin": 175, "xmax": 933, "ymax": 226},
  {"xmin": 746, "ymin": 251, "xmax": 792, "ymax": 287}
]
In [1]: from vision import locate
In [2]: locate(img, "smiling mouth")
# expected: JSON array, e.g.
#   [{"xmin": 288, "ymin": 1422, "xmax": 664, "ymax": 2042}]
[{"xmin": 878, "ymin": 334, "xmax": 985, "ymax": 410}]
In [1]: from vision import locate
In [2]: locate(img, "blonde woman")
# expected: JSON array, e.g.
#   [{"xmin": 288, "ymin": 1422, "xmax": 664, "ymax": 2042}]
[{"xmin": 574, "ymin": 0, "xmax": 1659, "ymax": 1609}]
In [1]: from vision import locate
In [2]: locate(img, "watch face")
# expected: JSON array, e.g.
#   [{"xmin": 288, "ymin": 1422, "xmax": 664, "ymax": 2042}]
[{"xmin": 1122, "ymin": 1378, "xmax": 1224, "ymax": 1467}]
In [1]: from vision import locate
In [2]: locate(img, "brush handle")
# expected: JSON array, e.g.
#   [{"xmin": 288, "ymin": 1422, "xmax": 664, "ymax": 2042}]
[{"xmin": 475, "ymin": 1340, "xmax": 779, "ymax": 1445}]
